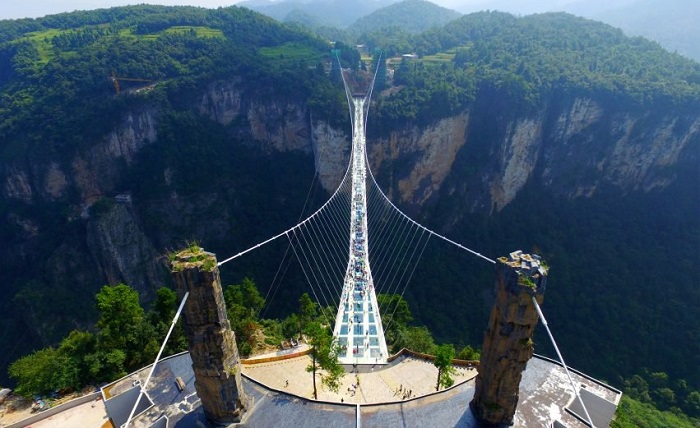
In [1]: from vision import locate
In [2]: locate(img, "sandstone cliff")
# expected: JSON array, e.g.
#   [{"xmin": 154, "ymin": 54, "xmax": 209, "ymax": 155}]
[
  {"xmin": 0, "ymin": 78, "xmax": 348, "ymax": 346},
  {"xmin": 368, "ymin": 95, "xmax": 699, "ymax": 216}
]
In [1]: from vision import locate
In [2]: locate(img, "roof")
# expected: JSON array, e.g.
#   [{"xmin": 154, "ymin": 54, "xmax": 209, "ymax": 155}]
[
  {"xmin": 102, "ymin": 385, "xmax": 154, "ymax": 428},
  {"xmin": 101, "ymin": 352, "xmax": 621, "ymax": 428}
]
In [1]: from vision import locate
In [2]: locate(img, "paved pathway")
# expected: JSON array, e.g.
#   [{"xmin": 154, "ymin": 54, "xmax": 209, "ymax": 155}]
[{"xmin": 242, "ymin": 354, "xmax": 477, "ymax": 404}]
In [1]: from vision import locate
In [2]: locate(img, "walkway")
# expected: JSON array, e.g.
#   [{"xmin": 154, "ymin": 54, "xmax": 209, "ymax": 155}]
[
  {"xmin": 241, "ymin": 353, "xmax": 477, "ymax": 404},
  {"xmin": 332, "ymin": 96, "xmax": 389, "ymax": 365}
]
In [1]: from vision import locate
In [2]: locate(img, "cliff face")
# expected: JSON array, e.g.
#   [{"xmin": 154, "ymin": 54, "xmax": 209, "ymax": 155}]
[
  {"xmin": 0, "ymin": 79, "xmax": 348, "ymax": 357},
  {"xmin": 368, "ymin": 95, "xmax": 699, "ymax": 216},
  {"xmin": 86, "ymin": 202, "xmax": 163, "ymax": 302},
  {"xmin": 5, "ymin": 85, "xmax": 695, "ymax": 315},
  {"xmin": 198, "ymin": 80, "xmax": 349, "ymax": 189},
  {"xmin": 369, "ymin": 113, "xmax": 469, "ymax": 205}
]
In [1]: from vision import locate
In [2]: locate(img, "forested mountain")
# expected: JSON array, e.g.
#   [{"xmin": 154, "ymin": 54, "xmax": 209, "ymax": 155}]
[
  {"xmin": 349, "ymin": 0, "xmax": 461, "ymax": 35},
  {"xmin": 0, "ymin": 5, "xmax": 698, "ymax": 422},
  {"xmin": 239, "ymin": 0, "xmax": 397, "ymax": 28},
  {"xmin": 447, "ymin": 0, "xmax": 700, "ymax": 63}
]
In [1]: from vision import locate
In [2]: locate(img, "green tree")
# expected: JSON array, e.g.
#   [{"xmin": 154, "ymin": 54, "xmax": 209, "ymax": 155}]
[
  {"xmin": 8, "ymin": 347, "xmax": 73, "ymax": 397},
  {"xmin": 282, "ymin": 313, "xmax": 300, "ymax": 340},
  {"xmin": 685, "ymin": 391, "xmax": 700, "ymax": 417},
  {"xmin": 298, "ymin": 292, "xmax": 317, "ymax": 338},
  {"xmin": 152, "ymin": 286, "xmax": 178, "ymax": 322},
  {"xmin": 95, "ymin": 283, "xmax": 157, "ymax": 370},
  {"xmin": 224, "ymin": 278, "xmax": 266, "ymax": 357},
  {"xmin": 305, "ymin": 321, "xmax": 344, "ymax": 399},
  {"xmin": 397, "ymin": 326, "xmax": 436, "ymax": 354},
  {"xmin": 434, "ymin": 344, "xmax": 456, "ymax": 391},
  {"xmin": 653, "ymin": 388, "xmax": 676, "ymax": 410},
  {"xmin": 225, "ymin": 278, "xmax": 265, "ymax": 320},
  {"xmin": 96, "ymin": 283, "xmax": 146, "ymax": 351},
  {"xmin": 149, "ymin": 286, "xmax": 187, "ymax": 355},
  {"xmin": 624, "ymin": 374, "xmax": 652, "ymax": 402},
  {"xmin": 456, "ymin": 345, "xmax": 481, "ymax": 361},
  {"xmin": 377, "ymin": 293, "xmax": 413, "ymax": 352},
  {"xmin": 612, "ymin": 395, "xmax": 700, "ymax": 428},
  {"xmin": 57, "ymin": 330, "xmax": 98, "ymax": 387},
  {"xmin": 377, "ymin": 293, "xmax": 413, "ymax": 326},
  {"xmin": 83, "ymin": 349, "xmax": 127, "ymax": 382}
]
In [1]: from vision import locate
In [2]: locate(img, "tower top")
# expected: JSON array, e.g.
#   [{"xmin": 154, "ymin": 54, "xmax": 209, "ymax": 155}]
[
  {"xmin": 497, "ymin": 250, "xmax": 548, "ymax": 296},
  {"xmin": 169, "ymin": 244, "xmax": 217, "ymax": 272}
]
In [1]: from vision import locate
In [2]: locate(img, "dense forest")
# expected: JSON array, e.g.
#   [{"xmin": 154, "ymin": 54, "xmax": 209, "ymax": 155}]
[{"xmin": 1, "ymin": 3, "xmax": 699, "ymax": 424}]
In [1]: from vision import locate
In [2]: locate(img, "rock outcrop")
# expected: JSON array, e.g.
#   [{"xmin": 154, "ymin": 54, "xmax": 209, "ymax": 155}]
[
  {"xmin": 86, "ymin": 202, "xmax": 163, "ymax": 302},
  {"xmin": 471, "ymin": 251, "xmax": 547, "ymax": 425},
  {"xmin": 312, "ymin": 119, "xmax": 351, "ymax": 191},
  {"xmin": 170, "ymin": 247, "xmax": 249, "ymax": 424},
  {"xmin": 368, "ymin": 113, "xmax": 469, "ymax": 205}
]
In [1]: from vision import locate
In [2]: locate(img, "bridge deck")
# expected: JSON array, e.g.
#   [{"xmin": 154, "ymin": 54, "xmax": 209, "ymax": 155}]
[{"xmin": 332, "ymin": 97, "xmax": 389, "ymax": 364}]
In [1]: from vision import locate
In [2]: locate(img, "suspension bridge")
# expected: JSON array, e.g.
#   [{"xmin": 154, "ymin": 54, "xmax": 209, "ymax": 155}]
[
  {"xmin": 212, "ymin": 53, "xmax": 596, "ymax": 426},
  {"xmin": 216, "ymin": 55, "xmax": 496, "ymax": 366},
  {"xmin": 118, "ymin": 53, "xmax": 602, "ymax": 428}
]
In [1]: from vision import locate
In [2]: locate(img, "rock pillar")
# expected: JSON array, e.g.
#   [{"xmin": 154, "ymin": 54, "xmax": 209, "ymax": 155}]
[
  {"xmin": 470, "ymin": 250, "xmax": 548, "ymax": 426},
  {"xmin": 170, "ymin": 246, "xmax": 248, "ymax": 424}
]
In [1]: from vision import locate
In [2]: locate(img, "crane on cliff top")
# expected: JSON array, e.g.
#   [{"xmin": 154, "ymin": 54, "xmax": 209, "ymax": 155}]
[{"xmin": 110, "ymin": 72, "xmax": 156, "ymax": 95}]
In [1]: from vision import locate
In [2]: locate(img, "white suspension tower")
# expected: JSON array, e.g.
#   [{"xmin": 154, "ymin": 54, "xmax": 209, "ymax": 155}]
[{"xmin": 332, "ymin": 97, "xmax": 389, "ymax": 365}]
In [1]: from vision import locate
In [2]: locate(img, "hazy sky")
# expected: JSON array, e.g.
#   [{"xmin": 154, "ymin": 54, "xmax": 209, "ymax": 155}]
[
  {"xmin": 1, "ymin": 1, "xmax": 241, "ymax": 20},
  {"xmin": 1, "ymin": 0, "xmax": 488, "ymax": 20},
  {"xmin": 0, "ymin": 0, "xmax": 638, "ymax": 21}
]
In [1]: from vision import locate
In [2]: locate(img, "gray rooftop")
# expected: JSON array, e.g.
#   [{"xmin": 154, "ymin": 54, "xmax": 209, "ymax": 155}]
[{"xmin": 101, "ymin": 352, "xmax": 621, "ymax": 428}]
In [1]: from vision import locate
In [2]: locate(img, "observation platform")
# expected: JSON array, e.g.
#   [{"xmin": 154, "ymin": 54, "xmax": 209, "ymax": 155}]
[{"xmin": 93, "ymin": 350, "xmax": 620, "ymax": 428}]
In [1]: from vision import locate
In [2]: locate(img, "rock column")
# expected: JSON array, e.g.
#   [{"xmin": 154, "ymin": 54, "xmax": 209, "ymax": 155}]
[
  {"xmin": 470, "ymin": 250, "xmax": 547, "ymax": 426},
  {"xmin": 170, "ymin": 246, "xmax": 248, "ymax": 424}
]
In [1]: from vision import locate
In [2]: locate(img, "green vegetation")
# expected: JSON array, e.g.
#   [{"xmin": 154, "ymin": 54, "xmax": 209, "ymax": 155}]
[
  {"xmin": 366, "ymin": 11, "xmax": 700, "ymax": 136},
  {"xmin": 8, "ymin": 280, "xmax": 700, "ymax": 425},
  {"xmin": 224, "ymin": 278, "xmax": 267, "ymax": 357},
  {"xmin": 8, "ymin": 284, "xmax": 179, "ymax": 397},
  {"xmin": 612, "ymin": 395, "xmax": 700, "ymax": 428},
  {"xmin": 518, "ymin": 275, "xmax": 536, "ymax": 289},
  {"xmin": 306, "ymin": 321, "xmax": 344, "ymax": 399},
  {"xmin": 170, "ymin": 243, "xmax": 217, "ymax": 272},
  {"xmin": 148, "ymin": 26, "xmax": 224, "ymax": 40},
  {"xmin": 0, "ymin": 5, "xmax": 346, "ymax": 387},
  {"xmin": 456, "ymin": 345, "xmax": 480, "ymax": 361},
  {"xmin": 259, "ymin": 42, "xmax": 325, "ymax": 68},
  {"xmin": 618, "ymin": 370, "xmax": 700, "ymax": 420},
  {"xmin": 434, "ymin": 343, "xmax": 456, "ymax": 391}
]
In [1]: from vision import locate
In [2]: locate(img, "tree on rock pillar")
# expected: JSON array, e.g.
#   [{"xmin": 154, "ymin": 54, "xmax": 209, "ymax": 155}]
[
  {"xmin": 470, "ymin": 250, "xmax": 548, "ymax": 426},
  {"xmin": 169, "ymin": 244, "xmax": 249, "ymax": 424}
]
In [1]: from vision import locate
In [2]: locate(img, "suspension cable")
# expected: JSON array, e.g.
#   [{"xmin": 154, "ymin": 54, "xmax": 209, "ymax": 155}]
[
  {"xmin": 125, "ymin": 292, "xmax": 189, "ymax": 427},
  {"xmin": 217, "ymin": 147, "xmax": 353, "ymax": 267}
]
